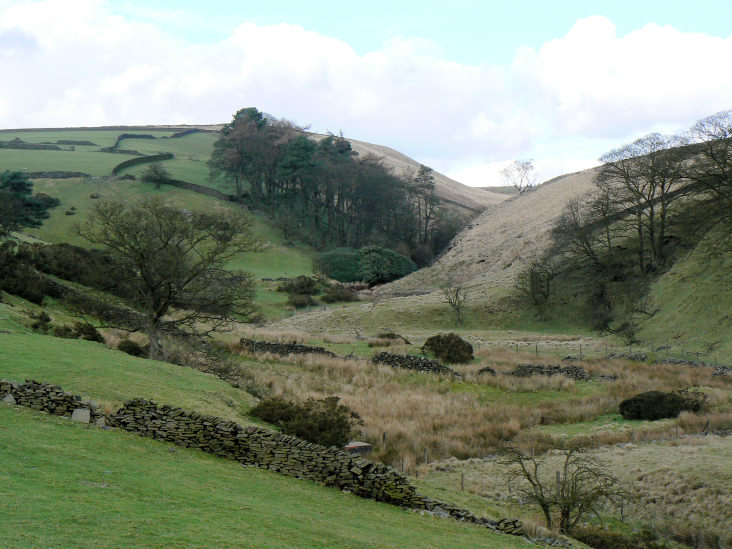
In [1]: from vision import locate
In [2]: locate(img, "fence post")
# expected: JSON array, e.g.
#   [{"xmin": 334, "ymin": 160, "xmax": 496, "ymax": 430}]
[{"xmin": 461, "ymin": 473, "xmax": 465, "ymax": 492}]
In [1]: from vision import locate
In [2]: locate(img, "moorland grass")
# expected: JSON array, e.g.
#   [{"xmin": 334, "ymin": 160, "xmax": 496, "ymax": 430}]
[{"xmin": 0, "ymin": 406, "xmax": 531, "ymax": 549}]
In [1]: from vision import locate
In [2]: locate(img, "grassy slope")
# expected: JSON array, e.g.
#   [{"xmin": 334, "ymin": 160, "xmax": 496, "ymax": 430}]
[
  {"xmin": 22, "ymin": 175, "xmax": 314, "ymax": 319},
  {"xmin": 0, "ymin": 406, "xmax": 530, "ymax": 549},
  {"xmin": 0, "ymin": 329, "xmax": 255, "ymax": 422},
  {"xmin": 638, "ymin": 230, "xmax": 732, "ymax": 358}
]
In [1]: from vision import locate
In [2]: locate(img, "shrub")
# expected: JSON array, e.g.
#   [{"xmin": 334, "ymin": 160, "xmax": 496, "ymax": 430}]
[
  {"xmin": 0, "ymin": 245, "xmax": 51, "ymax": 305},
  {"xmin": 314, "ymin": 246, "xmax": 417, "ymax": 285},
  {"xmin": 358, "ymin": 245, "xmax": 417, "ymax": 286},
  {"xmin": 320, "ymin": 285, "xmax": 357, "ymax": 303},
  {"xmin": 30, "ymin": 310, "xmax": 52, "ymax": 334},
  {"xmin": 422, "ymin": 333, "xmax": 474, "ymax": 363},
  {"xmin": 287, "ymin": 293, "xmax": 316, "ymax": 308},
  {"xmin": 249, "ymin": 395, "xmax": 299, "ymax": 425},
  {"xmin": 313, "ymin": 247, "xmax": 362, "ymax": 282},
  {"xmin": 277, "ymin": 275, "xmax": 319, "ymax": 295},
  {"xmin": 250, "ymin": 395, "xmax": 360, "ymax": 447},
  {"xmin": 141, "ymin": 162, "xmax": 171, "ymax": 189},
  {"xmin": 619, "ymin": 391, "xmax": 696, "ymax": 420},
  {"xmin": 73, "ymin": 321, "xmax": 104, "ymax": 343},
  {"xmin": 117, "ymin": 339, "xmax": 147, "ymax": 358},
  {"xmin": 18, "ymin": 243, "xmax": 135, "ymax": 299}
]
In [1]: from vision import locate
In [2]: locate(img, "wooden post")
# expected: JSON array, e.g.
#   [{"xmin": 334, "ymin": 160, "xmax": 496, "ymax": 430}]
[
  {"xmin": 461, "ymin": 473, "xmax": 464, "ymax": 492},
  {"xmin": 382, "ymin": 432, "xmax": 386, "ymax": 448},
  {"xmin": 535, "ymin": 343, "xmax": 539, "ymax": 357},
  {"xmin": 620, "ymin": 500, "xmax": 624, "ymax": 522},
  {"xmin": 579, "ymin": 344, "xmax": 582, "ymax": 359},
  {"xmin": 424, "ymin": 448, "xmax": 428, "ymax": 464}
]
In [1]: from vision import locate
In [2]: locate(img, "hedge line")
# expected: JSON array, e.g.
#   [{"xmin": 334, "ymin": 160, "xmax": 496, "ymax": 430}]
[{"xmin": 111, "ymin": 153, "xmax": 174, "ymax": 175}]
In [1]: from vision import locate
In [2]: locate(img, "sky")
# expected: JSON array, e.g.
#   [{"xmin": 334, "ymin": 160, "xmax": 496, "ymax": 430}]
[{"xmin": 1, "ymin": 0, "xmax": 731, "ymax": 187}]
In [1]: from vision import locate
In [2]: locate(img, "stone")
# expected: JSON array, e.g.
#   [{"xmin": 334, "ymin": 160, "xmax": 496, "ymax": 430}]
[
  {"xmin": 71, "ymin": 408, "xmax": 91, "ymax": 423},
  {"xmin": 2, "ymin": 393, "xmax": 16, "ymax": 405}
]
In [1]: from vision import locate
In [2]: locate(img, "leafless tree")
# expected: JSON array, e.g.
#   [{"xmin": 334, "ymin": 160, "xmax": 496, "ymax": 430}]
[
  {"xmin": 502, "ymin": 159, "xmax": 537, "ymax": 193},
  {"xmin": 500, "ymin": 446, "xmax": 625, "ymax": 534},
  {"xmin": 442, "ymin": 283, "xmax": 468, "ymax": 326}
]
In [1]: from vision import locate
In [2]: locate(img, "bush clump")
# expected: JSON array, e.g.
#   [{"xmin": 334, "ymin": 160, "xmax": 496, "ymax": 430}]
[
  {"xmin": 249, "ymin": 395, "xmax": 361, "ymax": 447},
  {"xmin": 287, "ymin": 293, "xmax": 316, "ymax": 308},
  {"xmin": 320, "ymin": 285, "xmax": 357, "ymax": 303},
  {"xmin": 422, "ymin": 333, "xmax": 474, "ymax": 363},
  {"xmin": 117, "ymin": 339, "xmax": 147, "ymax": 358},
  {"xmin": 53, "ymin": 321, "xmax": 104, "ymax": 342},
  {"xmin": 277, "ymin": 275, "xmax": 319, "ymax": 295},
  {"xmin": 313, "ymin": 248, "xmax": 363, "ymax": 282},
  {"xmin": 619, "ymin": 390, "xmax": 702, "ymax": 420},
  {"xmin": 314, "ymin": 246, "xmax": 417, "ymax": 285}
]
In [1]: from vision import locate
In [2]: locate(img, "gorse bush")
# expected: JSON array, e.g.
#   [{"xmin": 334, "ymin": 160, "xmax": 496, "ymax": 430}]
[
  {"xmin": 422, "ymin": 333, "xmax": 474, "ymax": 363},
  {"xmin": 618, "ymin": 391, "xmax": 701, "ymax": 420},
  {"xmin": 249, "ymin": 395, "xmax": 360, "ymax": 447}
]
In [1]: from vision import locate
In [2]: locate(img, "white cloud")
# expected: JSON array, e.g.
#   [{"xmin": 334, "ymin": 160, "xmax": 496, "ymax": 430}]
[{"xmin": 0, "ymin": 2, "xmax": 730, "ymax": 186}]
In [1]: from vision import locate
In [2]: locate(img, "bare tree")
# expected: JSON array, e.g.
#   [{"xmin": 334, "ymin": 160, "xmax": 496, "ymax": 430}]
[
  {"xmin": 78, "ymin": 197, "xmax": 259, "ymax": 359},
  {"xmin": 500, "ymin": 446, "xmax": 625, "ymax": 534},
  {"xmin": 502, "ymin": 159, "xmax": 537, "ymax": 194},
  {"xmin": 686, "ymin": 110, "xmax": 732, "ymax": 239},
  {"xmin": 442, "ymin": 283, "xmax": 468, "ymax": 326}
]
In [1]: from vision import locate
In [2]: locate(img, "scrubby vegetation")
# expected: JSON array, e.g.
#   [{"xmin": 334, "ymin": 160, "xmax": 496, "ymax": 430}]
[
  {"xmin": 249, "ymin": 395, "xmax": 361, "ymax": 447},
  {"xmin": 422, "ymin": 333, "xmax": 474, "ymax": 363},
  {"xmin": 619, "ymin": 389, "xmax": 706, "ymax": 420}
]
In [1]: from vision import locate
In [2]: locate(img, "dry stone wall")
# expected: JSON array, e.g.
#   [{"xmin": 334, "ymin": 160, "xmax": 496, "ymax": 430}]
[
  {"xmin": 508, "ymin": 363, "xmax": 589, "ymax": 381},
  {"xmin": 240, "ymin": 338, "xmax": 337, "ymax": 358},
  {"xmin": 1, "ymin": 379, "xmax": 544, "ymax": 543},
  {"xmin": 372, "ymin": 352, "xmax": 456, "ymax": 376},
  {"xmin": 0, "ymin": 379, "xmax": 104, "ymax": 423}
]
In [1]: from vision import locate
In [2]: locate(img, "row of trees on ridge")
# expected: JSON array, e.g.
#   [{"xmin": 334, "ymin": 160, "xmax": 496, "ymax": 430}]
[{"xmin": 208, "ymin": 108, "xmax": 463, "ymax": 265}]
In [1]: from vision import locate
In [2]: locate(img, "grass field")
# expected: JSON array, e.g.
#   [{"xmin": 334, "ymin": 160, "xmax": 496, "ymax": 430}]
[
  {"xmin": 0, "ymin": 329, "xmax": 256, "ymax": 422},
  {"xmin": 0, "ymin": 406, "xmax": 531, "ymax": 549},
  {"xmin": 22, "ymin": 176, "xmax": 316, "ymax": 319}
]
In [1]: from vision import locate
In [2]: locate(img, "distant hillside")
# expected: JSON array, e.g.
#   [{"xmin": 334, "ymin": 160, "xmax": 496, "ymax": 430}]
[
  {"xmin": 384, "ymin": 167, "xmax": 598, "ymax": 293},
  {"xmin": 309, "ymin": 133, "xmax": 509, "ymax": 214}
]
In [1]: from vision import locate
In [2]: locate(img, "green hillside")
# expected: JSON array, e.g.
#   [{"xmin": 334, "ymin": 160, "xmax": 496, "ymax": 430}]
[{"xmin": 0, "ymin": 406, "xmax": 528, "ymax": 549}]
